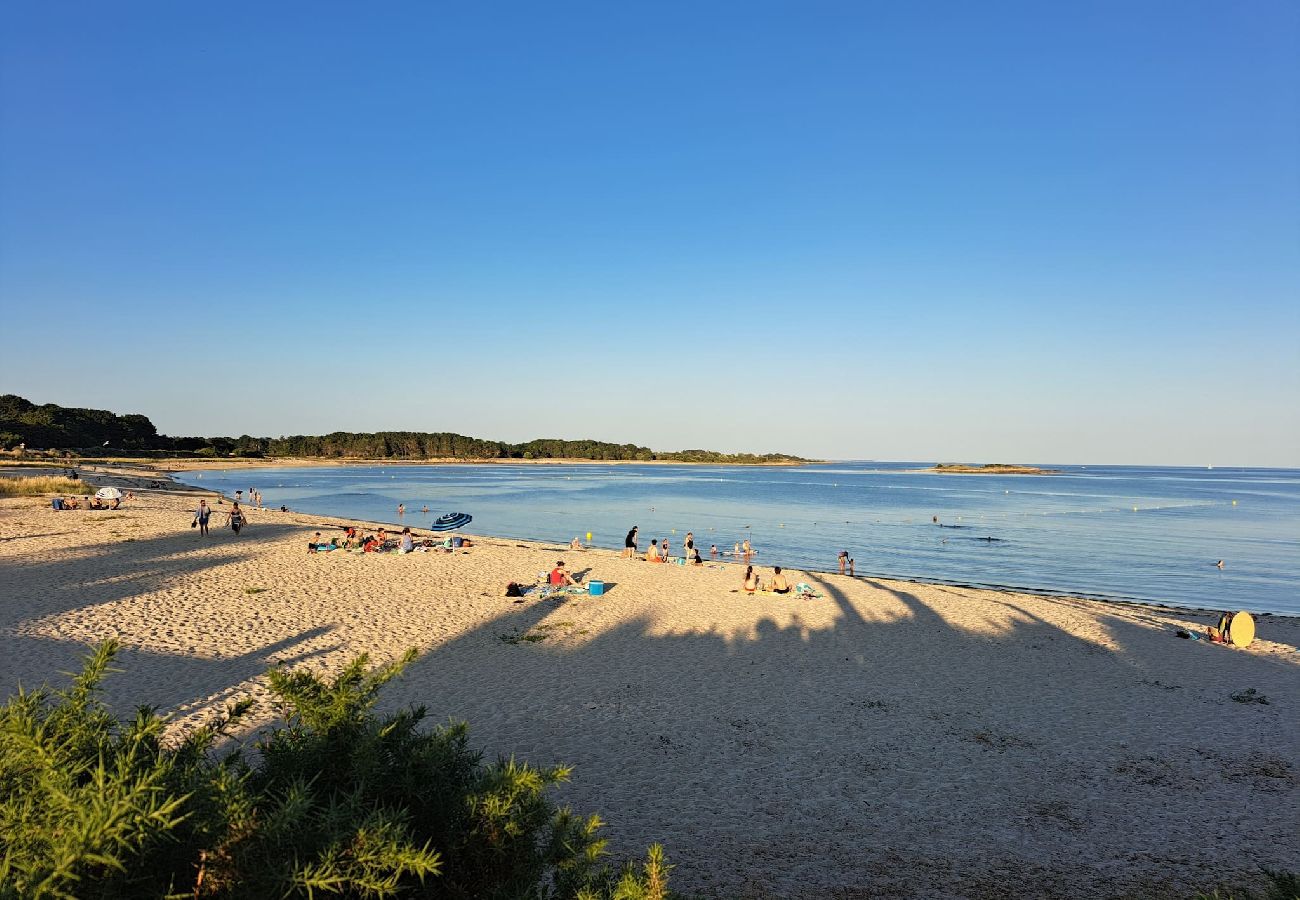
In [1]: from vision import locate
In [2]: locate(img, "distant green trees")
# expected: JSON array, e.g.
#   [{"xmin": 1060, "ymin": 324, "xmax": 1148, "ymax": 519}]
[
  {"xmin": 0, "ymin": 642, "xmax": 676, "ymax": 899},
  {"xmin": 0, "ymin": 395, "xmax": 807, "ymax": 463},
  {"xmin": 0, "ymin": 394, "xmax": 158, "ymax": 451}
]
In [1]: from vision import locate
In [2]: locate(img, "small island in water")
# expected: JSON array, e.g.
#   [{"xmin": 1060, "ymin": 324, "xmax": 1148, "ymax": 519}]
[{"xmin": 930, "ymin": 463, "xmax": 1060, "ymax": 475}]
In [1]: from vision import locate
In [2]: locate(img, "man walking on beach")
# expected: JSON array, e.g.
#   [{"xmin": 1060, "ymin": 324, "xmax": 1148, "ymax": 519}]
[{"xmin": 194, "ymin": 500, "xmax": 212, "ymax": 537}]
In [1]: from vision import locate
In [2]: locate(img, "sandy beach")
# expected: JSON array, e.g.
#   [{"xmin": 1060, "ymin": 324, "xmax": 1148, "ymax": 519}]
[{"xmin": 1, "ymin": 467, "xmax": 1296, "ymax": 898}]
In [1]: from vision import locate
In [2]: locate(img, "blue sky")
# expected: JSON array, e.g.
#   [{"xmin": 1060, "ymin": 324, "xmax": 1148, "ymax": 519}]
[{"xmin": 2, "ymin": 1, "xmax": 1297, "ymax": 465}]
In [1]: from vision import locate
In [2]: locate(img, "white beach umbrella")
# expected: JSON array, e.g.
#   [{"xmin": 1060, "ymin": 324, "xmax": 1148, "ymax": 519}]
[{"xmin": 94, "ymin": 487, "xmax": 124, "ymax": 500}]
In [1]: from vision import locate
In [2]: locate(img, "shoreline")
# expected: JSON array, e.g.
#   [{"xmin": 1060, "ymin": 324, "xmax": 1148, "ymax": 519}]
[
  {"xmin": 6, "ymin": 455, "xmax": 819, "ymax": 471},
  {"xmin": 157, "ymin": 462, "xmax": 1284, "ymax": 621},
  {"xmin": 2, "ymin": 464, "xmax": 1297, "ymax": 897},
  {"xmin": 23, "ymin": 460, "xmax": 1294, "ymax": 624}
]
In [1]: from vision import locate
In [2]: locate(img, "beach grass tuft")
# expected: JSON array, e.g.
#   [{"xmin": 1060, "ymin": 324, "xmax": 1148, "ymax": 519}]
[{"xmin": 0, "ymin": 475, "xmax": 88, "ymax": 497}]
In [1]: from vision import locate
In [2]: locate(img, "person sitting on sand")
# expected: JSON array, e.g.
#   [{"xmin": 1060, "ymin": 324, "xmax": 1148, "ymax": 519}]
[
  {"xmin": 770, "ymin": 567, "xmax": 790, "ymax": 594},
  {"xmin": 309, "ymin": 531, "xmax": 324, "ymax": 552},
  {"xmin": 691, "ymin": 549, "xmax": 703, "ymax": 566},
  {"xmin": 570, "ymin": 537, "xmax": 583, "ymax": 550},
  {"xmin": 399, "ymin": 527, "xmax": 414, "ymax": 553},
  {"xmin": 549, "ymin": 560, "xmax": 577, "ymax": 586},
  {"xmin": 377, "ymin": 527, "xmax": 387, "ymax": 545},
  {"xmin": 646, "ymin": 540, "xmax": 662, "ymax": 563},
  {"xmin": 742, "ymin": 565, "xmax": 759, "ymax": 594}
]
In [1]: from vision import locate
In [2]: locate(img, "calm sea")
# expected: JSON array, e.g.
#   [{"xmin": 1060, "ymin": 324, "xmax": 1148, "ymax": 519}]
[{"xmin": 177, "ymin": 463, "xmax": 1300, "ymax": 616}]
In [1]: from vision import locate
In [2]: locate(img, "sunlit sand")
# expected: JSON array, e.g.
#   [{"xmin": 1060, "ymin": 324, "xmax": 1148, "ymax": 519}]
[{"xmin": 2, "ymin": 475, "xmax": 1296, "ymax": 898}]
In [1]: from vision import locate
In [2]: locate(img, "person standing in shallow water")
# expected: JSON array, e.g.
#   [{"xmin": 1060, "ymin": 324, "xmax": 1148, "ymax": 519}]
[{"xmin": 838, "ymin": 550, "xmax": 848, "ymax": 574}]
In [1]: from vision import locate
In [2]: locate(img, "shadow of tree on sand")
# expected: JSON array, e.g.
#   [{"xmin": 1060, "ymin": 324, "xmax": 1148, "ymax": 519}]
[{"xmin": 379, "ymin": 569, "xmax": 1298, "ymax": 899}]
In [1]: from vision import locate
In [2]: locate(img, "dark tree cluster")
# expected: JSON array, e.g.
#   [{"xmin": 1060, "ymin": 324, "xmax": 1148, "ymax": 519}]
[{"xmin": 0, "ymin": 395, "xmax": 807, "ymax": 463}]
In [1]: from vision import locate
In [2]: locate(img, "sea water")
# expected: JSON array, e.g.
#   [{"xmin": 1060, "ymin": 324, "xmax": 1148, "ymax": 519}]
[{"xmin": 177, "ymin": 463, "xmax": 1300, "ymax": 615}]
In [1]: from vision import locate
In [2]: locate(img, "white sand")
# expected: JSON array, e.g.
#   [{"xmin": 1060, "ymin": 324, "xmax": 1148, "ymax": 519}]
[{"xmin": 1, "ymin": 470, "xmax": 1297, "ymax": 898}]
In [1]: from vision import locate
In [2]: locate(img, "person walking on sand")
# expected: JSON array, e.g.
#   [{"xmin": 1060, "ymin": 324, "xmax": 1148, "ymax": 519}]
[
  {"xmin": 194, "ymin": 499, "xmax": 212, "ymax": 536},
  {"xmin": 624, "ymin": 525, "xmax": 639, "ymax": 558},
  {"xmin": 226, "ymin": 502, "xmax": 247, "ymax": 536}
]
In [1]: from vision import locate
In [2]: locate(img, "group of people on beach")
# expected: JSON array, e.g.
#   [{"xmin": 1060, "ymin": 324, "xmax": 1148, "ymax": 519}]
[
  {"xmin": 308, "ymin": 525, "xmax": 474, "ymax": 554},
  {"xmin": 622, "ymin": 525, "xmax": 754, "ymax": 566},
  {"xmin": 741, "ymin": 565, "xmax": 791, "ymax": 594},
  {"xmin": 235, "ymin": 489, "xmax": 263, "ymax": 508},
  {"xmin": 192, "ymin": 499, "xmax": 246, "ymax": 536},
  {"xmin": 52, "ymin": 491, "xmax": 133, "ymax": 511}
]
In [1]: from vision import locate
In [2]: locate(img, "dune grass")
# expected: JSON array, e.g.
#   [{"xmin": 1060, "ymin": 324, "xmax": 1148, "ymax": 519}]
[{"xmin": 0, "ymin": 476, "xmax": 89, "ymax": 497}]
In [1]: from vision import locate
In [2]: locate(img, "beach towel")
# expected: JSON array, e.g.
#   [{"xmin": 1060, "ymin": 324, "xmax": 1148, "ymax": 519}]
[{"xmin": 794, "ymin": 582, "xmax": 825, "ymax": 599}]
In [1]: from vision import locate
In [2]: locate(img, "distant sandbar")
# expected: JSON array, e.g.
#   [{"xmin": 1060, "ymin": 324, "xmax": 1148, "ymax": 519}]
[{"xmin": 928, "ymin": 463, "xmax": 1061, "ymax": 475}]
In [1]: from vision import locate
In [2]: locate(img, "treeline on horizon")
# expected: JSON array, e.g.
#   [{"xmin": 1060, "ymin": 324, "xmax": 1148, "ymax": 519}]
[{"xmin": 0, "ymin": 394, "xmax": 806, "ymax": 463}]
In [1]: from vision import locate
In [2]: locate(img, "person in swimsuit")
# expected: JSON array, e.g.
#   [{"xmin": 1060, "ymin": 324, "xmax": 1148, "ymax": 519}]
[
  {"xmin": 838, "ymin": 550, "xmax": 848, "ymax": 574},
  {"xmin": 684, "ymin": 532, "xmax": 695, "ymax": 561},
  {"xmin": 742, "ymin": 565, "xmax": 759, "ymax": 594},
  {"xmin": 646, "ymin": 540, "xmax": 662, "ymax": 563},
  {"xmin": 227, "ymin": 502, "xmax": 246, "ymax": 535},
  {"xmin": 770, "ymin": 567, "xmax": 790, "ymax": 594}
]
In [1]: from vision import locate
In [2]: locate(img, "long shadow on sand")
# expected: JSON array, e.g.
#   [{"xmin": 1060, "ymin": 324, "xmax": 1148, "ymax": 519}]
[
  {"xmin": 377, "ymin": 568, "xmax": 1298, "ymax": 899},
  {"xmin": 0, "ymin": 510, "xmax": 337, "ymax": 715},
  {"xmin": 5, "ymin": 521, "xmax": 1297, "ymax": 898}
]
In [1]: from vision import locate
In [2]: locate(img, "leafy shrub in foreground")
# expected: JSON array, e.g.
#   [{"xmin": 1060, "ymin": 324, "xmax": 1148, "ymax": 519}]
[{"xmin": 0, "ymin": 642, "xmax": 673, "ymax": 899}]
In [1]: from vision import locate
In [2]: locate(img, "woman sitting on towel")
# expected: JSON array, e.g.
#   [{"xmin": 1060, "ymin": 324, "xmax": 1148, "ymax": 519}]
[
  {"xmin": 742, "ymin": 566, "xmax": 759, "ymax": 594},
  {"xmin": 549, "ymin": 560, "xmax": 577, "ymax": 586},
  {"xmin": 646, "ymin": 540, "xmax": 662, "ymax": 563}
]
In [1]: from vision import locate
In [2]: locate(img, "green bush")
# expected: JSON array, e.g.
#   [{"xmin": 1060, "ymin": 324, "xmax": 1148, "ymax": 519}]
[{"xmin": 0, "ymin": 642, "xmax": 675, "ymax": 899}]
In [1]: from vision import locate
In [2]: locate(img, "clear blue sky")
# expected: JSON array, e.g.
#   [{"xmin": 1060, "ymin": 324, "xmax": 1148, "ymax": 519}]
[{"xmin": 2, "ymin": 1, "xmax": 1297, "ymax": 465}]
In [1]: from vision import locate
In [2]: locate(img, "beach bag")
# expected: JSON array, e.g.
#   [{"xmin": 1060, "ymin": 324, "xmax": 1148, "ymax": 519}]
[
  {"xmin": 191, "ymin": 519, "xmax": 197, "ymax": 528},
  {"xmin": 505, "ymin": 582, "xmax": 523, "ymax": 597}
]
